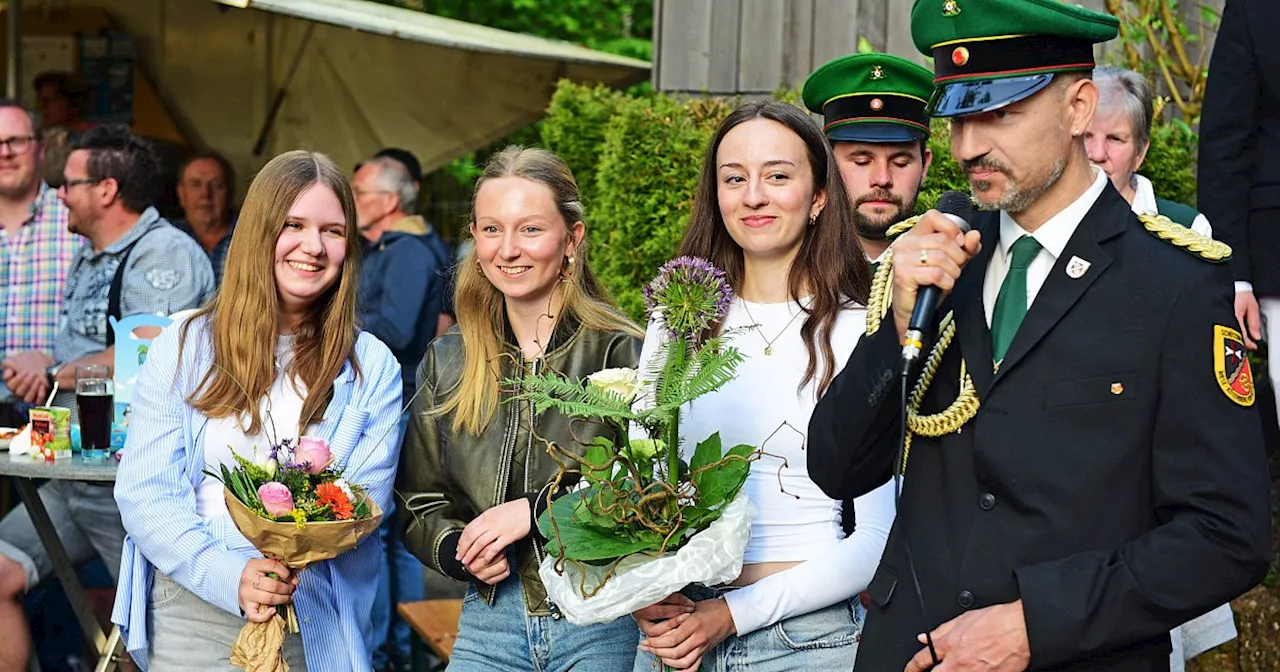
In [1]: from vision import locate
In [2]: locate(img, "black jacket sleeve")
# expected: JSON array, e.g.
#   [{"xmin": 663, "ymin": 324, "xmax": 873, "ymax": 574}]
[
  {"xmin": 1015, "ymin": 261, "xmax": 1273, "ymax": 668},
  {"xmin": 1198, "ymin": 0, "xmax": 1258, "ymax": 283},
  {"xmin": 807, "ymin": 322, "xmax": 908, "ymax": 500}
]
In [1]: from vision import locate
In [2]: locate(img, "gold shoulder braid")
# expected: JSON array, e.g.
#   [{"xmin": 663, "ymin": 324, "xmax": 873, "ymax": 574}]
[
  {"xmin": 866, "ymin": 244, "xmax": 980, "ymax": 472},
  {"xmin": 885, "ymin": 214, "xmax": 922, "ymax": 241},
  {"xmin": 1138, "ymin": 213, "xmax": 1232, "ymax": 263}
]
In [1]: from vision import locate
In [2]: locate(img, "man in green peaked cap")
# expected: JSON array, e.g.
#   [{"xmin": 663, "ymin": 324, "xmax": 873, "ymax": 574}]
[
  {"xmin": 804, "ymin": 53, "xmax": 935, "ymax": 262},
  {"xmin": 807, "ymin": 1, "xmax": 1272, "ymax": 671}
]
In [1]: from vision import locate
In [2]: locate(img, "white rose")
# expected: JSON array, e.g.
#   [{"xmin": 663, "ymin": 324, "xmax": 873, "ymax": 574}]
[
  {"xmin": 252, "ymin": 448, "xmax": 278, "ymax": 477},
  {"xmin": 334, "ymin": 478, "xmax": 355, "ymax": 501},
  {"xmin": 586, "ymin": 367, "xmax": 641, "ymax": 401}
]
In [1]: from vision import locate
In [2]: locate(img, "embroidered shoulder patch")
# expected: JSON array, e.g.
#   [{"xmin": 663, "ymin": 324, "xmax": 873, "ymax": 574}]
[
  {"xmin": 1138, "ymin": 213, "xmax": 1232, "ymax": 263},
  {"xmin": 1214, "ymin": 325, "xmax": 1255, "ymax": 407},
  {"xmin": 146, "ymin": 268, "xmax": 180, "ymax": 291},
  {"xmin": 886, "ymin": 214, "xmax": 923, "ymax": 241}
]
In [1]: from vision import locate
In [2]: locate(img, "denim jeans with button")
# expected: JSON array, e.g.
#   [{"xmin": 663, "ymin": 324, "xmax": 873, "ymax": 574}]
[
  {"xmin": 632, "ymin": 584, "xmax": 864, "ymax": 672},
  {"xmin": 448, "ymin": 571, "xmax": 640, "ymax": 672}
]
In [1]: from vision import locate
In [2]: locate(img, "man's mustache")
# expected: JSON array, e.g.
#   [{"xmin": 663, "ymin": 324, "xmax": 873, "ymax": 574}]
[
  {"xmin": 960, "ymin": 157, "xmax": 1013, "ymax": 175},
  {"xmin": 855, "ymin": 190, "xmax": 904, "ymax": 207}
]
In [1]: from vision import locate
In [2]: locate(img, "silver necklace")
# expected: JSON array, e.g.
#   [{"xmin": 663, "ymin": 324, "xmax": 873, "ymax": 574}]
[{"xmin": 739, "ymin": 299, "xmax": 804, "ymax": 356}]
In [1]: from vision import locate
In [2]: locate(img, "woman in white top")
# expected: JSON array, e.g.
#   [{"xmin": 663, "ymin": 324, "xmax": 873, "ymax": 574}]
[
  {"xmin": 631, "ymin": 101, "xmax": 897, "ymax": 672},
  {"xmin": 113, "ymin": 151, "xmax": 403, "ymax": 670}
]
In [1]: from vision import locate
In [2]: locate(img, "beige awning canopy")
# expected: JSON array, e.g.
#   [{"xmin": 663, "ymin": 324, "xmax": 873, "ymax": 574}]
[
  {"xmin": 209, "ymin": 0, "xmax": 649, "ymax": 173},
  {"xmin": 7, "ymin": 0, "xmax": 649, "ymax": 185}
]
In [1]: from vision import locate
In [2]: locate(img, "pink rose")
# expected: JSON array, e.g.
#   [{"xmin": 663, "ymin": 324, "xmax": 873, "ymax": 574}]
[
  {"xmin": 295, "ymin": 436, "xmax": 331, "ymax": 475},
  {"xmin": 257, "ymin": 482, "xmax": 294, "ymax": 517}
]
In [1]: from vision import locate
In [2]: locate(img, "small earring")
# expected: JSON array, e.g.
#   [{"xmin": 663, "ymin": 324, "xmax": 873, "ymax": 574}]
[
  {"xmin": 808, "ymin": 214, "xmax": 817, "ymax": 227},
  {"xmin": 475, "ymin": 259, "xmax": 482, "ymax": 270},
  {"xmin": 568, "ymin": 255, "xmax": 575, "ymax": 265},
  {"xmin": 1072, "ymin": 128, "xmax": 1080, "ymax": 136}
]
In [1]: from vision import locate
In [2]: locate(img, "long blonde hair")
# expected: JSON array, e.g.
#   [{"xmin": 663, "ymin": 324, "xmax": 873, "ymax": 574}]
[
  {"xmin": 182, "ymin": 150, "xmax": 362, "ymax": 435},
  {"xmin": 439, "ymin": 146, "xmax": 641, "ymax": 435}
]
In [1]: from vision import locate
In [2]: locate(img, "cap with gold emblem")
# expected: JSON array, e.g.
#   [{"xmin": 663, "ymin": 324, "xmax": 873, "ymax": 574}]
[
  {"xmin": 911, "ymin": 0, "xmax": 1119, "ymax": 117},
  {"xmin": 802, "ymin": 53, "xmax": 936, "ymax": 143}
]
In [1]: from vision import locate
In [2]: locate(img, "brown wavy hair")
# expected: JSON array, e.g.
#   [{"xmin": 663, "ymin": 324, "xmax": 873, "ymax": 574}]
[
  {"xmin": 679, "ymin": 101, "xmax": 871, "ymax": 396},
  {"xmin": 181, "ymin": 150, "xmax": 362, "ymax": 435},
  {"xmin": 438, "ymin": 146, "xmax": 642, "ymax": 435}
]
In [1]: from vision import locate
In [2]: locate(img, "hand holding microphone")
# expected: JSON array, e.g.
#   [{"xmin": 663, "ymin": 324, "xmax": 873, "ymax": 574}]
[{"xmin": 890, "ymin": 191, "xmax": 983, "ymax": 368}]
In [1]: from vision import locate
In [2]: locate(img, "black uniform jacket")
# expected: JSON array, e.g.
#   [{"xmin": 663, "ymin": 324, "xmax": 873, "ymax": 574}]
[
  {"xmin": 1199, "ymin": 0, "xmax": 1280, "ymax": 294},
  {"xmin": 809, "ymin": 185, "xmax": 1272, "ymax": 671}
]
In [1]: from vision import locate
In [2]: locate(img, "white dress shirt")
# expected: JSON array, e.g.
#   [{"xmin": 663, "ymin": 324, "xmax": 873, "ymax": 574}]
[{"xmin": 983, "ymin": 168, "xmax": 1109, "ymax": 327}]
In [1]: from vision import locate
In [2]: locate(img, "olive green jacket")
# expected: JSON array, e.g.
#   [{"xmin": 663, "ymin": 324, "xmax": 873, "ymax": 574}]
[{"xmin": 397, "ymin": 318, "xmax": 641, "ymax": 615}]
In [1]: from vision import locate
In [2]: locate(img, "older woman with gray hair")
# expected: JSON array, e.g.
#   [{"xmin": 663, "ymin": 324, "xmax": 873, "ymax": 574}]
[
  {"xmin": 1085, "ymin": 65, "xmax": 1212, "ymax": 237},
  {"xmin": 1086, "ymin": 64, "xmax": 1236, "ymax": 671}
]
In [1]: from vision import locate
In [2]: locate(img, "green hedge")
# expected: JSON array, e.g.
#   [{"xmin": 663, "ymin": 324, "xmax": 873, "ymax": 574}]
[{"xmin": 542, "ymin": 80, "xmax": 1201, "ymax": 320}]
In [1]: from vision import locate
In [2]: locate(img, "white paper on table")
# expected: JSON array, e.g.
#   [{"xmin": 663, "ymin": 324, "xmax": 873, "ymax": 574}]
[
  {"xmin": 8, "ymin": 426, "xmax": 32, "ymax": 460},
  {"xmin": 539, "ymin": 490, "xmax": 754, "ymax": 625}
]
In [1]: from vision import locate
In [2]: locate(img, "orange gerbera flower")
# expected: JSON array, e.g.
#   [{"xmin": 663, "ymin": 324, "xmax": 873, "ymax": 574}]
[{"xmin": 315, "ymin": 482, "xmax": 354, "ymax": 520}]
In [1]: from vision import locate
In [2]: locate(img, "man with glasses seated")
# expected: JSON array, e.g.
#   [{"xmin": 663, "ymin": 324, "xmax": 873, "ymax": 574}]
[
  {"xmin": 0, "ymin": 124, "xmax": 214, "ymax": 671},
  {"xmin": 0, "ymin": 99, "xmax": 79, "ymax": 428}
]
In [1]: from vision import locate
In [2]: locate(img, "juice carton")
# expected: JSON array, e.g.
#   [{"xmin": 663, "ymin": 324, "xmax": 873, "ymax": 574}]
[{"xmin": 29, "ymin": 406, "xmax": 71, "ymax": 460}]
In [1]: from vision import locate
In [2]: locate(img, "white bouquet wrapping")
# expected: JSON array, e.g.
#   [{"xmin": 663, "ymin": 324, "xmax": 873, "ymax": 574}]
[{"xmin": 539, "ymin": 490, "xmax": 754, "ymax": 625}]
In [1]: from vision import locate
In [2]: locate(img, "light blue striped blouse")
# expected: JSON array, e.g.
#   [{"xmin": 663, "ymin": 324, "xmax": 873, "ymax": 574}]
[{"xmin": 111, "ymin": 316, "xmax": 404, "ymax": 670}]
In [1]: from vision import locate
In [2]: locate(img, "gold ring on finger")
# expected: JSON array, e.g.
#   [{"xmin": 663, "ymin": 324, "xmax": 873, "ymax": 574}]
[{"xmin": 919, "ymin": 249, "xmax": 929, "ymax": 265}]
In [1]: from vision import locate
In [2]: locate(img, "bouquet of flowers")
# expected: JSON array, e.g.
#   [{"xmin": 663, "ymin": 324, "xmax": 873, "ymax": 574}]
[
  {"xmin": 512, "ymin": 256, "xmax": 759, "ymax": 625},
  {"xmin": 207, "ymin": 435, "xmax": 382, "ymax": 672}
]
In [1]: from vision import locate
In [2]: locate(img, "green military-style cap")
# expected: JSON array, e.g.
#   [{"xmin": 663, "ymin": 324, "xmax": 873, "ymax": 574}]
[
  {"xmin": 910, "ymin": 0, "xmax": 1119, "ymax": 117},
  {"xmin": 802, "ymin": 53, "xmax": 935, "ymax": 143}
]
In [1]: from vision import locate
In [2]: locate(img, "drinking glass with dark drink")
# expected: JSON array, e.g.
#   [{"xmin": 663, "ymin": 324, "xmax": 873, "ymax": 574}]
[{"xmin": 76, "ymin": 365, "xmax": 113, "ymax": 461}]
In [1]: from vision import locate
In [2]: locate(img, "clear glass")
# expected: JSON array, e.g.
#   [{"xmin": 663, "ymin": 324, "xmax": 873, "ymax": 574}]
[{"xmin": 76, "ymin": 365, "xmax": 113, "ymax": 461}]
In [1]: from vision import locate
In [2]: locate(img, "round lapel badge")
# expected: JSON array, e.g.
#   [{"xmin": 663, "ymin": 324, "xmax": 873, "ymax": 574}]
[{"xmin": 952, "ymin": 46, "xmax": 970, "ymax": 67}]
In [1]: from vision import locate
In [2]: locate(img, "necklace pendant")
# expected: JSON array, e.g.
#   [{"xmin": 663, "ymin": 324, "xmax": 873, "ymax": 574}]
[{"xmin": 764, "ymin": 345, "xmax": 773, "ymax": 356}]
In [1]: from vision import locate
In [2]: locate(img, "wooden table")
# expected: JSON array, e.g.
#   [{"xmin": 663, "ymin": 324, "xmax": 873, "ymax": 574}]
[
  {"xmin": 398, "ymin": 598, "xmax": 463, "ymax": 670},
  {"xmin": 0, "ymin": 456, "xmax": 126, "ymax": 672}
]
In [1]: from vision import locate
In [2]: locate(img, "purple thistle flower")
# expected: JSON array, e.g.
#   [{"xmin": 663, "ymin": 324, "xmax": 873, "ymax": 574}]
[{"xmin": 644, "ymin": 256, "xmax": 734, "ymax": 340}]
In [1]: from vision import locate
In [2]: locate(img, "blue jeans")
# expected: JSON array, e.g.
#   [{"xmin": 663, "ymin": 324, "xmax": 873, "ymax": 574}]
[
  {"xmin": 449, "ymin": 573, "xmax": 640, "ymax": 672},
  {"xmin": 633, "ymin": 584, "xmax": 864, "ymax": 672},
  {"xmin": 372, "ymin": 415, "xmax": 423, "ymax": 668}
]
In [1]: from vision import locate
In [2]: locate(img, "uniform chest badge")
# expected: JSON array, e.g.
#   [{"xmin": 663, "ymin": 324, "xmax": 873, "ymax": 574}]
[
  {"xmin": 1065, "ymin": 255, "xmax": 1091, "ymax": 279},
  {"xmin": 1214, "ymin": 325, "xmax": 1255, "ymax": 406}
]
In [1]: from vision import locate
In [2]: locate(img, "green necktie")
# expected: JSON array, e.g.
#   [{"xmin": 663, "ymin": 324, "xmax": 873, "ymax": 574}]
[{"xmin": 991, "ymin": 235, "xmax": 1043, "ymax": 362}]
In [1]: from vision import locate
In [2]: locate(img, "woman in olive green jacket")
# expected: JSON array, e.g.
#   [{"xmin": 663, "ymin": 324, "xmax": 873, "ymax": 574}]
[{"xmin": 397, "ymin": 146, "xmax": 643, "ymax": 671}]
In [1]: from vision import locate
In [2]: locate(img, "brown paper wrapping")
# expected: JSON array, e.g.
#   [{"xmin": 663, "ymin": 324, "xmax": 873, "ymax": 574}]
[{"xmin": 222, "ymin": 488, "xmax": 383, "ymax": 671}]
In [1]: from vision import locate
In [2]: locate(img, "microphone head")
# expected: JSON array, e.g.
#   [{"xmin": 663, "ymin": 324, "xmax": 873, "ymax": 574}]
[{"xmin": 936, "ymin": 190, "xmax": 975, "ymax": 232}]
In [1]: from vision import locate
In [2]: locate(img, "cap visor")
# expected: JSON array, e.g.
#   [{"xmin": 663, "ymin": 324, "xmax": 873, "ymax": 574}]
[
  {"xmin": 928, "ymin": 74, "xmax": 1055, "ymax": 117},
  {"xmin": 827, "ymin": 122, "xmax": 927, "ymax": 143}
]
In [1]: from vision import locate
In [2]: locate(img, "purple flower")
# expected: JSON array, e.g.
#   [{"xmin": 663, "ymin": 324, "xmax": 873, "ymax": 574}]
[
  {"xmin": 258, "ymin": 482, "xmax": 295, "ymax": 517},
  {"xmin": 643, "ymin": 256, "xmax": 734, "ymax": 339}
]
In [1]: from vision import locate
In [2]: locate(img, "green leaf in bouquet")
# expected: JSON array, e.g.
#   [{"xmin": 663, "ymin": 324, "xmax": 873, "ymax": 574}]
[
  {"xmin": 692, "ymin": 443, "xmax": 755, "ymax": 510},
  {"xmin": 689, "ymin": 433, "xmax": 723, "ymax": 472},
  {"xmin": 539, "ymin": 492, "xmax": 657, "ymax": 562},
  {"xmin": 577, "ymin": 437, "xmax": 616, "ymax": 485},
  {"xmin": 570, "ymin": 486, "xmax": 620, "ymax": 531}
]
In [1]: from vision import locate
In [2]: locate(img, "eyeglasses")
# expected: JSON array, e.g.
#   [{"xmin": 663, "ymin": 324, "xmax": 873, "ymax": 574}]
[
  {"xmin": 0, "ymin": 136, "xmax": 35, "ymax": 154},
  {"xmin": 353, "ymin": 188, "xmax": 393, "ymax": 198},
  {"xmin": 59, "ymin": 177, "xmax": 105, "ymax": 191}
]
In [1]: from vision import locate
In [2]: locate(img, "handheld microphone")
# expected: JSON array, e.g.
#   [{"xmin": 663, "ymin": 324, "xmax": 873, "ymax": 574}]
[{"xmin": 900, "ymin": 191, "xmax": 975, "ymax": 371}]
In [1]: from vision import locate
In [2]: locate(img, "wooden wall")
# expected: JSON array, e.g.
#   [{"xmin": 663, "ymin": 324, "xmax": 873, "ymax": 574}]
[{"xmin": 653, "ymin": 0, "xmax": 1223, "ymax": 97}]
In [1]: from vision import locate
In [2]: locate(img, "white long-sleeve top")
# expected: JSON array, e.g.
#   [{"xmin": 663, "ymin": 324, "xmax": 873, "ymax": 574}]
[{"xmin": 637, "ymin": 298, "xmax": 896, "ymax": 636}]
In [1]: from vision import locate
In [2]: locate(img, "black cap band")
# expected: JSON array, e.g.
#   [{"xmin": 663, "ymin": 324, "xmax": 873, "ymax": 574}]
[
  {"xmin": 822, "ymin": 95, "xmax": 930, "ymax": 134},
  {"xmin": 932, "ymin": 35, "xmax": 1096, "ymax": 82}
]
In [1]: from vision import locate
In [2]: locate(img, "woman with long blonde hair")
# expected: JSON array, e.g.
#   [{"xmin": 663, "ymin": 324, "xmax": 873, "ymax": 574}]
[
  {"xmin": 398, "ymin": 146, "xmax": 643, "ymax": 671},
  {"xmin": 113, "ymin": 150, "xmax": 404, "ymax": 669}
]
